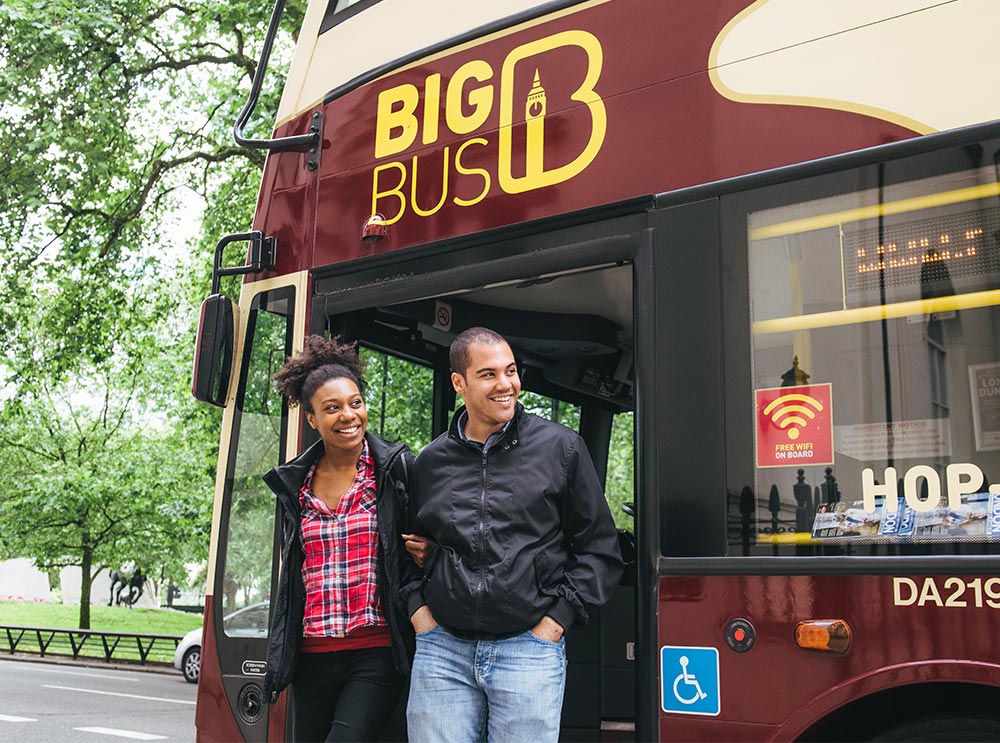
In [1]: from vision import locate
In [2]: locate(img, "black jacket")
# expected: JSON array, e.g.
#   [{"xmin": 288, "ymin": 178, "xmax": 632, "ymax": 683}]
[
  {"xmin": 402, "ymin": 403, "xmax": 623, "ymax": 637},
  {"xmin": 262, "ymin": 433, "xmax": 415, "ymax": 702}
]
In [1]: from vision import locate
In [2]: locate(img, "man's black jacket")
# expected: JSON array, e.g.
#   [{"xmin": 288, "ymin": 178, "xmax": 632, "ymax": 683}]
[
  {"xmin": 262, "ymin": 433, "xmax": 415, "ymax": 702},
  {"xmin": 403, "ymin": 403, "xmax": 623, "ymax": 637}
]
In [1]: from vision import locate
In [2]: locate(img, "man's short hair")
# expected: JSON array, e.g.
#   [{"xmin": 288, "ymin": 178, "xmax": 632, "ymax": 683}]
[{"xmin": 450, "ymin": 327, "xmax": 509, "ymax": 376}]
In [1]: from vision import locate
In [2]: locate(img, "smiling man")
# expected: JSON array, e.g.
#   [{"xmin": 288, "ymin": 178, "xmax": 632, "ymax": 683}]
[{"xmin": 402, "ymin": 326, "xmax": 622, "ymax": 742}]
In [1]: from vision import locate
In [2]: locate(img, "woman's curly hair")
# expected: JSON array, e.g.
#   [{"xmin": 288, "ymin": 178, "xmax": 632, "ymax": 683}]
[{"xmin": 273, "ymin": 335, "xmax": 366, "ymax": 413}]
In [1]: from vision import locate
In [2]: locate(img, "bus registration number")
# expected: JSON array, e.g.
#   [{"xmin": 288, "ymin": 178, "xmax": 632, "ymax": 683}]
[{"xmin": 893, "ymin": 577, "xmax": 1000, "ymax": 607}]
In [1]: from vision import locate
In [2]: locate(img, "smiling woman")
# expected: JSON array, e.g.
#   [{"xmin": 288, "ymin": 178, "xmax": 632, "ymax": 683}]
[{"xmin": 261, "ymin": 335, "xmax": 420, "ymax": 742}]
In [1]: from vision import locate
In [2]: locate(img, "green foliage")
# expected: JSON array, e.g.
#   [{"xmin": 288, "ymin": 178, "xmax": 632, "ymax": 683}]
[
  {"xmin": 0, "ymin": 0, "xmax": 304, "ymax": 382},
  {"xmin": 606, "ymin": 412, "xmax": 635, "ymax": 530},
  {"xmin": 519, "ymin": 391, "xmax": 581, "ymax": 431},
  {"xmin": 0, "ymin": 380, "xmax": 213, "ymax": 627},
  {"xmin": 0, "ymin": 0, "xmax": 304, "ymax": 627},
  {"xmin": 360, "ymin": 348, "xmax": 434, "ymax": 453}
]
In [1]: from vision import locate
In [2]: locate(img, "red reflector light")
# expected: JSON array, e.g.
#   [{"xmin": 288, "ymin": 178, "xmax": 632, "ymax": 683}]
[{"xmin": 794, "ymin": 619, "xmax": 852, "ymax": 654}]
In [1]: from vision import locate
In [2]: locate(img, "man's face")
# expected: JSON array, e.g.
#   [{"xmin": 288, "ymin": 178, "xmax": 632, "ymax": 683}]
[{"xmin": 452, "ymin": 341, "xmax": 521, "ymax": 431}]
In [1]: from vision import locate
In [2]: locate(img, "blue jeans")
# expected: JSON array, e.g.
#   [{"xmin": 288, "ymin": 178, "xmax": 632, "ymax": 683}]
[{"xmin": 406, "ymin": 625, "xmax": 567, "ymax": 743}]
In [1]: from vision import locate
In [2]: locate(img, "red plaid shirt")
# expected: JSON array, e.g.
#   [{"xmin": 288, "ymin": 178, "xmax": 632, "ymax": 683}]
[{"xmin": 298, "ymin": 441, "xmax": 387, "ymax": 638}]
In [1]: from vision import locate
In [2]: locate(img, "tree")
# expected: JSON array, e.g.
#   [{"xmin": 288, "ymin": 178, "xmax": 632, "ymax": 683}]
[
  {"xmin": 0, "ymin": 371, "xmax": 213, "ymax": 628},
  {"xmin": 0, "ymin": 0, "xmax": 302, "ymax": 627},
  {"xmin": 0, "ymin": 0, "xmax": 302, "ymax": 382}
]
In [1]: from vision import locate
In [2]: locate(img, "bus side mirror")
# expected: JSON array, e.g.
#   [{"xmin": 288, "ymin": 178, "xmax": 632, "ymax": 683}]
[{"xmin": 192, "ymin": 294, "xmax": 238, "ymax": 407}]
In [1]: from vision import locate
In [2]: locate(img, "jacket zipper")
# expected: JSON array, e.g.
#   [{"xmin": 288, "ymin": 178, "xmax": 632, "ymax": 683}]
[{"xmin": 475, "ymin": 448, "xmax": 487, "ymax": 628}]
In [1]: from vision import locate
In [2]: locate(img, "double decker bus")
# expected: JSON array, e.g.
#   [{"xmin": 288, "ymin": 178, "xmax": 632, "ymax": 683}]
[{"xmin": 191, "ymin": 1, "xmax": 1000, "ymax": 740}]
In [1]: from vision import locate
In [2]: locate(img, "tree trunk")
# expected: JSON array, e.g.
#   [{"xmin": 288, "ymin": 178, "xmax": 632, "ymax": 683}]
[
  {"xmin": 45, "ymin": 567, "xmax": 61, "ymax": 603},
  {"xmin": 79, "ymin": 543, "xmax": 93, "ymax": 629}
]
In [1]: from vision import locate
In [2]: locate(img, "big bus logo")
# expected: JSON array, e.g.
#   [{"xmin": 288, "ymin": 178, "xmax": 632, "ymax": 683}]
[{"xmin": 372, "ymin": 30, "xmax": 606, "ymax": 223}]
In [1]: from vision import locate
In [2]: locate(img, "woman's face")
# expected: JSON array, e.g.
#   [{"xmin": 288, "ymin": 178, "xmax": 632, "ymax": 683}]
[{"xmin": 305, "ymin": 376, "xmax": 368, "ymax": 454}]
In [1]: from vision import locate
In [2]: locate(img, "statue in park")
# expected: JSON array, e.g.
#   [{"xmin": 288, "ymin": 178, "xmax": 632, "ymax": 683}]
[{"xmin": 108, "ymin": 563, "xmax": 145, "ymax": 608}]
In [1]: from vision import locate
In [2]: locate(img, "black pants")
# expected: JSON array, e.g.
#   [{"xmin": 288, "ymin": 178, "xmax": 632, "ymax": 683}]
[{"xmin": 292, "ymin": 646, "xmax": 405, "ymax": 742}]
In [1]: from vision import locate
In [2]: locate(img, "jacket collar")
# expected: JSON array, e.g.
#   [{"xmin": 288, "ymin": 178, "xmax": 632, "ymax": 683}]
[
  {"xmin": 366, "ymin": 431, "xmax": 407, "ymax": 472},
  {"xmin": 448, "ymin": 402, "xmax": 524, "ymax": 447},
  {"xmin": 266, "ymin": 432, "xmax": 406, "ymax": 504}
]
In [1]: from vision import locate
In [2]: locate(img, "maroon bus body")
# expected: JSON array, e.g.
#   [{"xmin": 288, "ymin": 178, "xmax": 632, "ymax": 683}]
[
  {"xmin": 197, "ymin": 1, "xmax": 1000, "ymax": 740},
  {"xmin": 658, "ymin": 574, "xmax": 1000, "ymax": 740},
  {"xmin": 252, "ymin": 0, "xmax": 915, "ymax": 279}
]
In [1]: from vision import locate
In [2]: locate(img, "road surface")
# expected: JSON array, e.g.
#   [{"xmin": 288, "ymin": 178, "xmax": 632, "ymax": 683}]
[{"xmin": 0, "ymin": 657, "xmax": 196, "ymax": 742}]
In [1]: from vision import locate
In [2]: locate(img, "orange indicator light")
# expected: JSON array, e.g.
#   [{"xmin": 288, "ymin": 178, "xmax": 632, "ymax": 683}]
[{"xmin": 794, "ymin": 619, "xmax": 852, "ymax": 654}]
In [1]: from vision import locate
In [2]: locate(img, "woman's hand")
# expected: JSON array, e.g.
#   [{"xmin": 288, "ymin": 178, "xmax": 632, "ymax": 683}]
[{"xmin": 402, "ymin": 533, "xmax": 432, "ymax": 567}]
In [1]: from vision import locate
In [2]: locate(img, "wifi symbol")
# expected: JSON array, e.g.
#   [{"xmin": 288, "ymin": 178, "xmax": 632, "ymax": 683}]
[{"xmin": 763, "ymin": 394, "xmax": 824, "ymax": 441}]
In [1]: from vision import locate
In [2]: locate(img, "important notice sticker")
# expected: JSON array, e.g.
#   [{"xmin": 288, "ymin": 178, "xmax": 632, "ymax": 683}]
[{"xmin": 755, "ymin": 383, "xmax": 834, "ymax": 468}]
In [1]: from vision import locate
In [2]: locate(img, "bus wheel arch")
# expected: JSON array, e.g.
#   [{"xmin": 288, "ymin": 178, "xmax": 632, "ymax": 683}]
[
  {"xmin": 779, "ymin": 667, "xmax": 1000, "ymax": 742},
  {"xmin": 870, "ymin": 715, "xmax": 1000, "ymax": 742}
]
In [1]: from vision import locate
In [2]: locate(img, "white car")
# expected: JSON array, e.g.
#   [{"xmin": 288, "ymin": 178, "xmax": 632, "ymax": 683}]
[{"xmin": 174, "ymin": 602, "xmax": 270, "ymax": 683}]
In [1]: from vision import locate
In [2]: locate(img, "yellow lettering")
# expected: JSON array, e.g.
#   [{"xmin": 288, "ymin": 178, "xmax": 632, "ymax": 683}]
[
  {"xmin": 446, "ymin": 60, "xmax": 494, "ymax": 135},
  {"xmin": 453, "ymin": 138, "xmax": 491, "ymax": 207},
  {"xmin": 410, "ymin": 148, "xmax": 449, "ymax": 218},
  {"xmin": 372, "ymin": 161, "xmax": 407, "ymax": 225},
  {"xmin": 375, "ymin": 84, "xmax": 420, "ymax": 159},
  {"xmin": 422, "ymin": 73, "xmax": 442, "ymax": 146}
]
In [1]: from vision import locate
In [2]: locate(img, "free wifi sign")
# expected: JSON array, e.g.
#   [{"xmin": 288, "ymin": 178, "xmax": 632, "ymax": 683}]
[{"xmin": 755, "ymin": 383, "xmax": 834, "ymax": 468}]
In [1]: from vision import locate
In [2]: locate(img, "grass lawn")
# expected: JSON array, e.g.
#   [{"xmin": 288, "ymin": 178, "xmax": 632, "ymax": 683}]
[
  {"xmin": 0, "ymin": 601, "xmax": 204, "ymax": 634},
  {"xmin": 0, "ymin": 601, "xmax": 204, "ymax": 664}
]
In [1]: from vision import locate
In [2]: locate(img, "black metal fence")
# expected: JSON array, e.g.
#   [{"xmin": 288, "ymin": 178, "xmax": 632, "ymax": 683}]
[{"xmin": 1, "ymin": 625, "xmax": 183, "ymax": 666}]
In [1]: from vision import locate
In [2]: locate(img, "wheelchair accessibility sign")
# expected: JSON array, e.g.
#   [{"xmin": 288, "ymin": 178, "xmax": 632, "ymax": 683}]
[{"xmin": 660, "ymin": 646, "xmax": 720, "ymax": 716}]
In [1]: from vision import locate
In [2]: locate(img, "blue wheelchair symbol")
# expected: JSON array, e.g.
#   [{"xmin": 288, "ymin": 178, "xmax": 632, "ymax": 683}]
[{"xmin": 660, "ymin": 646, "xmax": 720, "ymax": 716}]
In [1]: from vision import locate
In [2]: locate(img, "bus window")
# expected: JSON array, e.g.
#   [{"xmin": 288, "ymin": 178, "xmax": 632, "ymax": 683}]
[
  {"xmin": 220, "ymin": 288, "xmax": 294, "ymax": 621},
  {"xmin": 328, "ymin": 0, "xmax": 368, "ymax": 10},
  {"xmin": 358, "ymin": 346, "xmax": 434, "ymax": 453},
  {"xmin": 730, "ymin": 155, "xmax": 1000, "ymax": 557},
  {"xmin": 321, "ymin": 0, "xmax": 378, "ymax": 28},
  {"xmin": 607, "ymin": 411, "xmax": 635, "ymax": 532},
  {"xmin": 519, "ymin": 390, "xmax": 582, "ymax": 431}
]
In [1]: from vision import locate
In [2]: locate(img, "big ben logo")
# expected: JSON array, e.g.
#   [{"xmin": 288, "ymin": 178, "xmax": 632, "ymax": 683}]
[
  {"xmin": 499, "ymin": 30, "xmax": 606, "ymax": 194},
  {"xmin": 525, "ymin": 69, "xmax": 547, "ymax": 178}
]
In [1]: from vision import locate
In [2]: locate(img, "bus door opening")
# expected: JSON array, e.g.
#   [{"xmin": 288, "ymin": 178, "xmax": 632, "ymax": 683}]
[{"xmin": 322, "ymin": 259, "xmax": 638, "ymax": 741}]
